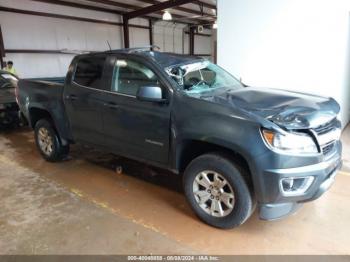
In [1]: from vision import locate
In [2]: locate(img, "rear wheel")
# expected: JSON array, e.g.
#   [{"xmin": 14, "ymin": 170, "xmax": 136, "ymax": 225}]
[
  {"xmin": 183, "ymin": 153, "xmax": 254, "ymax": 229},
  {"xmin": 34, "ymin": 119, "xmax": 69, "ymax": 162}
]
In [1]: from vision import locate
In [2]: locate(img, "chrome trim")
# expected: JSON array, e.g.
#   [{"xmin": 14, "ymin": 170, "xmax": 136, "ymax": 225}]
[
  {"xmin": 279, "ymin": 176, "xmax": 315, "ymax": 197},
  {"xmin": 317, "ymin": 128, "xmax": 341, "ymax": 147},
  {"xmin": 322, "ymin": 142, "xmax": 336, "ymax": 157},
  {"xmin": 145, "ymin": 139, "xmax": 164, "ymax": 147},
  {"xmin": 311, "ymin": 119, "xmax": 341, "ymax": 157},
  {"xmin": 71, "ymin": 80, "xmax": 137, "ymax": 98}
]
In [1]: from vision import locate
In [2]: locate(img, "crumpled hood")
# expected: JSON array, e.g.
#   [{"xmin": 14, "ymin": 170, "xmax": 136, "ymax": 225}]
[{"xmin": 205, "ymin": 87, "xmax": 340, "ymax": 129}]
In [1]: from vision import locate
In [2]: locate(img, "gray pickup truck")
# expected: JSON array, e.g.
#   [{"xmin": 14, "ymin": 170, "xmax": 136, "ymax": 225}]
[{"xmin": 16, "ymin": 48, "xmax": 342, "ymax": 228}]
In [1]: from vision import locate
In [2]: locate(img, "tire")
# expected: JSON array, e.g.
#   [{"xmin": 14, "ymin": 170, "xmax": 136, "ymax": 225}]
[
  {"xmin": 19, "ymin": 112, "xmax": 28, "ymax": 127},
  {"xmin": 34, "ymin": 119, "xmax": 69, "ymax": 162},
  {"xmin": 183, "ymin": 153, "xmax": 254, "ymax": 229}
]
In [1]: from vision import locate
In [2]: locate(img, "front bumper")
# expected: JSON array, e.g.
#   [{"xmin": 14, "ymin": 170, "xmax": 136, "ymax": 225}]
[{"xmin": 259, "ymin": 147, "xmax": 342, "ymax": 220}]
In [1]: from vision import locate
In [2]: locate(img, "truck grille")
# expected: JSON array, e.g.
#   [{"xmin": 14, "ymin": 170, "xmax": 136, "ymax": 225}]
[
  {"xmin": 313, "ymin": 118, "xmax": 337, "ymax": 135},
  {"xmin": 322, "ymin": 142, "xmax": 335, "ymax": 156},
  {"xmin": 312, "ymin": 118, "xmax": 340, "ymax": 157}
]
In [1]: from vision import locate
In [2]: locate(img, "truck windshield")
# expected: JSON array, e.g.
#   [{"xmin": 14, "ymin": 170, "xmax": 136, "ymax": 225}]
[{"xmin": 166, "ymin": 61, "xmax": 243, "ymax": 96}]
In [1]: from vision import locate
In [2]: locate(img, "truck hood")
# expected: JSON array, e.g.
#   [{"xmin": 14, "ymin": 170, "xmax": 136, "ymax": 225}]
[{"xmin": 205, "ymin": 87, "xmax": 340, "ymax": 129}]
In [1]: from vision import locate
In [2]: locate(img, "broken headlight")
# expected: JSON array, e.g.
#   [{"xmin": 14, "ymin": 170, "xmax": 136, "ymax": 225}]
[{"xmin": 262, "ymin": 129, "xmax": 318, "ymax": 154}]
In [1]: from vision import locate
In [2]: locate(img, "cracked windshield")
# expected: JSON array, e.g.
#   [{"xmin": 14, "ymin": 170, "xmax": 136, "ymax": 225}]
[{"xmin": 166, "ymin": 60, "xmax": 243, "ymax": 96}]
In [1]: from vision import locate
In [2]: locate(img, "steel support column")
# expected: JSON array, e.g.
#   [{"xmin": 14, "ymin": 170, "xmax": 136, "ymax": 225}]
[
  {"xmin": 0, "ymin": 25, "xmax": 5, "ymax": 67},
  {"xmin": 189, "ymin": 26, "xmax": 195, "ymax": 55},
  {"xmin": 149, "ymin": 19, "xmax": 154, "ymax": 49},
  {"xmin": 123, "ymin": 16, "xmax": 130, "ymax": 48}
]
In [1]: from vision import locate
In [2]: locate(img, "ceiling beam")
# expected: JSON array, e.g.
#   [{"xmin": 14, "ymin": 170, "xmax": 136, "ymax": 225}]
[
  {"xmin": 198, "ymin": 1, "xmax": 216, "ymax": 10},
  {"xmin": 124, "ymin": 0, "xmax": 196, "ymax": 20},
  {"xmin": 31, "ymin": 0, "xmax": 212, "ymax": 25},
  {"xmin": 84, "ymin": 0, "xmax": 143, "ymax": 12},
  {"xmin": 134, "ymin": 0, "xmax": 213, "ymax": 16},
  {"xmin": 30, "ymin": 0, "xmax": 124, "ymax": 15},
  {"xmin": 85, "ymin": 0, "xmax": 209, "ymax": 24},
  {"xmin": 0, "ymin": 6, "xmax": 149, "ymax": 29}
]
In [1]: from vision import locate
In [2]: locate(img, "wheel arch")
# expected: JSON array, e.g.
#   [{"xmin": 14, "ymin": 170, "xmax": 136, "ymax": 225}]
[
  {"xmin": 28, "ymin": 107, "xmax": 53, "ymax": 128},
  {"xmin": 28, "ymin": 107, "xmax": 70, "ymax": 145},
  {"xmin": 175, "ymin": 139, "xmax": 253, "ymax": 184}
]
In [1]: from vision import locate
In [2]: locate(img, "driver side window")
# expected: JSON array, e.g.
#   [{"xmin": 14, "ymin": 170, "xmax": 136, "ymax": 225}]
[{"xmin": 111, "ymin": 59, "xmax": 160, "ymax": 96}]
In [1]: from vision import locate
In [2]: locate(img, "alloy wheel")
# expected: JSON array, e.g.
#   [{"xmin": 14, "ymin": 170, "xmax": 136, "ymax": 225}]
[
  {"xmin": 37, "ymin": 127, "xmax": 54, "ymax": 156},
  {"xmin": 193, "ymin": 170, "xmax": 235, "ymax": 217}
]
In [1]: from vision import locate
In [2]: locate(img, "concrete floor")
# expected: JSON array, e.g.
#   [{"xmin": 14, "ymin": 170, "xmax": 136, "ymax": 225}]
[{"xmin": 0, "ymin": 125, "xmax": 350, "ymax": 255}]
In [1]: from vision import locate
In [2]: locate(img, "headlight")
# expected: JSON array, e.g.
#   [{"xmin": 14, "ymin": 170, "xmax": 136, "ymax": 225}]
[{"xmin": 262, "ymin": 129, "xmax": 318, "ymax": 154}]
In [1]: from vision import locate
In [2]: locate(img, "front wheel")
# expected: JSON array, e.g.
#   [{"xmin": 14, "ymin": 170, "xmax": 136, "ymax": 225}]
[
  {"xmin": 183, "ymin": 153, "xmax": 254, "ymax": 229},
  {"xmin": 34, "ymin": 119, "xmax": 69, "ymax": 162}
]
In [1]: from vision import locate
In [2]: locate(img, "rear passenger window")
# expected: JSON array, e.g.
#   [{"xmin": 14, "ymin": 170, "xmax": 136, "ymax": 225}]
[
  {"xmin": 74, "ymin": 56, "xmax": 106, "ymax": 89},
  {"xmin": 111, "ymin": 59, "xmax": 160, "ymax": 96}
]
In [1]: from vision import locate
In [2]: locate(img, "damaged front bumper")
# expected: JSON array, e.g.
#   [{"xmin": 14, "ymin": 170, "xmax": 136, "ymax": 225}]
[{"xmin": 259, "ymin": 143, "xmax": 342, "ymax": 220}]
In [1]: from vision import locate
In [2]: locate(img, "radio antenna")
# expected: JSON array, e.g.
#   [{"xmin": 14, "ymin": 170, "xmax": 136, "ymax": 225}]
[{"xmin": 107, "ymin": 40, "xmax": 112, "ymax": 51}]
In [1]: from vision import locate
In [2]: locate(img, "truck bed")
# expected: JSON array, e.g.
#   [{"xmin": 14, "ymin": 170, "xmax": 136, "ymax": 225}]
[
  {"xmin": 17, "ymin": 78, "xmax": 72, "ymax": 140},
  {"xmin": 18, "ymin": 79, "xmax": 65, "ymax": 103}
]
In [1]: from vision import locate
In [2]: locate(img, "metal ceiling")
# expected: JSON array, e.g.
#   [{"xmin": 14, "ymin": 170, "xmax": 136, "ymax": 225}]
[
  {"xmin": 0, "ymin": 0, "xmax": 217, "ymax": 56},
  {"xmin": 32, "ymin": 0, "xmax": 217, "ymax": 24}
]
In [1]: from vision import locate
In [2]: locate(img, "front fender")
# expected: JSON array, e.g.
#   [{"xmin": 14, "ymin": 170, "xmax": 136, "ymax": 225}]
[{"xmin": 172, "ymin": 113, "xmax": 270, "ymax": 195}]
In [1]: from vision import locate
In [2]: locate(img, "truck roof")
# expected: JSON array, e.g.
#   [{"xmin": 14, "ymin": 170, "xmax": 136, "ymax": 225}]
[
  {"xmin": 77, "ymin": 49, "xmax": 206, "ymax": 69},
  {"xmin": 128, "ymin": 51, "xmax": 205, "ymax": 68}
]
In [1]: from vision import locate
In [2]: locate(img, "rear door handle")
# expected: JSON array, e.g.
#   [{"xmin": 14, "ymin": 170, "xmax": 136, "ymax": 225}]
[{"xmin": 104, "ymin": 102, "xmax": 120, "ymax": 110}]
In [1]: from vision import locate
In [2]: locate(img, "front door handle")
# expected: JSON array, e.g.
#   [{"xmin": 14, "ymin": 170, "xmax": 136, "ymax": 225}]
[{"xmin": 65, "ymin": 94, "xmax": 78, "ymax": 101}]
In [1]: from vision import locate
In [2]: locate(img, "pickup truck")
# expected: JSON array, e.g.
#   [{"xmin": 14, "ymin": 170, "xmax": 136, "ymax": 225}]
[
  {"xmin": 16, "ymin": 48, "xmax": 342, "ymax": 229},
  {"xmin": 0, "ymin": 70, "xmax": 21, "ymax": 127}
]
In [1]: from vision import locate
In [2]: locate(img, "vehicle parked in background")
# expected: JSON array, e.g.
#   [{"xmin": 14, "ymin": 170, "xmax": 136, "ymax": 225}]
[
  {"xmin": 16, "ymin": 48, "xmax": 342, "ymax": 229},
  {"xmin": 0, "ymin": 70, "xmax": 21, "ymax": 128}
]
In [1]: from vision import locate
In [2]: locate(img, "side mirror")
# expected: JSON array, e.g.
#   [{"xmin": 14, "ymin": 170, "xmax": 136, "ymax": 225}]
[{"xmin": 136, "ymin": 86, "xmax": 167, "ymax": 103}]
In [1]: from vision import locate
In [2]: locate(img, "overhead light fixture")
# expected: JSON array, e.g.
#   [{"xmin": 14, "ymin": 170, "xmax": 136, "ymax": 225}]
[
  {"xmin": 212, "ymin": 21, "xmax": 218, "ymax": 29},
  {"xmin": 162, "ymin": 10, "xmax": 172, "ymax": 21}
]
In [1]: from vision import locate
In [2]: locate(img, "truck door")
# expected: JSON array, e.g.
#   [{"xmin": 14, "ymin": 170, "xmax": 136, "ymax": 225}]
[
  {"xmin": 100, "ymin": 55, "xmax": 171, "ymax": 165},
  {"xmin": 63, "ymin": 55, "xmax": 108, "ymax": 146}
]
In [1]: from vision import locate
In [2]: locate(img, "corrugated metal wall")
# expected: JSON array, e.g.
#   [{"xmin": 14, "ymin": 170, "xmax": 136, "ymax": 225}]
[{"xmin": 0, "ymin": 0, "xmax": 213, "ymax": 78}]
